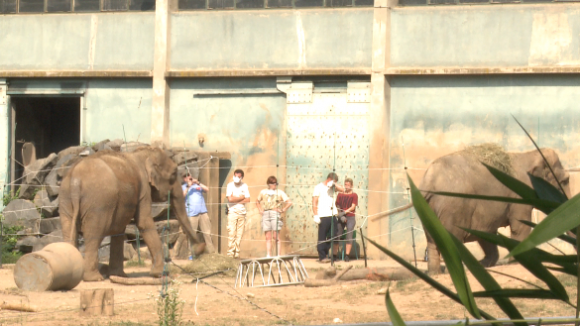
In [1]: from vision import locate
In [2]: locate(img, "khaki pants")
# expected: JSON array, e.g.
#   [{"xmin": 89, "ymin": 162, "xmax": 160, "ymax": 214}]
[
  {"xmin": 188, "ymin": 213, "xmax": 215, "ymax": 254},
  {"xmin": 227, "ymin": 211, "xmax": 246, "ymax": 258}
]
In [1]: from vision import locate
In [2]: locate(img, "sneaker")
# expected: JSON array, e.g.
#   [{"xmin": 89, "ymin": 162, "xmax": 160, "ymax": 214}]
[
  {"xmin": 332, "ymin": 255, "xmax": 339, "ymax": 261},
  {"xmin": 319, "ymin": 258, "xmax": 331, "ymax": 263},
  {"xmin": 344, "ymin": 255, "xmax": 350, "ymax": 262}
]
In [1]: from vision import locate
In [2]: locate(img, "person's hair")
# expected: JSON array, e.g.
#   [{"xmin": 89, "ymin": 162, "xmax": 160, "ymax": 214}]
[
  {"xmin": 267, "ymin": 176, "xmax": 278, "ymax": 185},
  {"xmin": 234, "ymin": 169, "xmax": 245, "ymax": 178},
  {"xmin": 344, "ymin": 178, "xmax": 353, "ymax": 185},
  {"xmin": 182, "ymin": 173, "xmax": 191, "ymax": 178},
  {"xmin": 326, "ymin": 172, "xmax": 338, "ymax": 182}
]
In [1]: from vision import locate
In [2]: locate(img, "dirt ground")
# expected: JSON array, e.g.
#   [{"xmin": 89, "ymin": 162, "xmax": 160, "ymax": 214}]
[{"xmin": 0, "ymin": 256, "xmax": 577, "ymax": 326}]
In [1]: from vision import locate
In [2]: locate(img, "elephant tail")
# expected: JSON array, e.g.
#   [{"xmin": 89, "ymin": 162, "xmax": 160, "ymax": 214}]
[{"xmin": 68, "ymin": 177, "xmax": 82, "ymax": 247}]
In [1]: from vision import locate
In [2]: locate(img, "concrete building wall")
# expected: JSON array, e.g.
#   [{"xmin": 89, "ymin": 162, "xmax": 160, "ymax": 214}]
[
  {"xmin": 0, "ymin": 13, "xmax": 155, "ymax": 71},
  {"xmin": 391, "ymin": 5, "xmax": 580, "ymax": 68},
  {"xmin": 84, "ymin": 79, "xmax": 153, "ymax": 144},
  {"xmin": 388, "ymin": 75, "xmax": 580, "ymax": 259},
  {"xmin": 169, "ymin": 78, "xmax": 286, "ymax": 257},
  {"xmin": 170, "ymin": 9, "xmax": 373, "ymax": 70}
]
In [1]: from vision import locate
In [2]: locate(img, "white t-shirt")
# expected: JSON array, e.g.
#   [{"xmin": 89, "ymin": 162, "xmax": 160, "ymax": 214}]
[
  {"xmin": 226, "ymin": 181, "xmax": 250, "ymax": 214},
  {"xmin": 312, "ymin": 183, "xmax": 337, "ymax": 217}
]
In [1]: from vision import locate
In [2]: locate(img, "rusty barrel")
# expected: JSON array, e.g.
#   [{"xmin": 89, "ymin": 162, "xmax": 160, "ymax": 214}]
[{"xmin": 14, "ymin": 242, "xmax": 84, "ymax": 291}]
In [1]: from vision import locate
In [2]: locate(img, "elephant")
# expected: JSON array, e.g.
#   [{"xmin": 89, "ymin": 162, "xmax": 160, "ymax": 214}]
[
  {"xmin": 59, "ymin": 147, "xmax": 205, "ymax": 282},
  {"xmin": 419, "ymin": 147, "xmax": 570, "ymax": 273}
]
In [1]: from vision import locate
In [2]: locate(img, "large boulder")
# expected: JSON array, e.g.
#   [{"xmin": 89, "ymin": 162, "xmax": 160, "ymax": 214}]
[
  {"xmin": 16, "ymin": 236, "xmax": 41, "ymax": 253},
  {"xmin": 2, "ymin": 199, "xmax": 41, "ymax": 234},
  {"xmin": 151, "ymin": 203, "xmax": 169, "ymax": 221},
  {"xmin": 120, "ymin": 142, "xmax": 148, "ymax": 153},
  {"xmin": 33, "ymin": 189, "xmax": 59, "ymax": 218},
  {"xmin": 98, "ymin": 236, "xmax": 111, "ymax": 262},
  {"xmin": 156, "ymin": 220, "xmax": 182, "ymax": 245},
  {"xmin": 44, "ymin": 154, "xmax": 75, "ymax": 197},
  {"xmin": 171, "ymin": 150, "xmax": 200, "ymax": 179},
  {"xmin": 40, "ymin": 217, "xmax": 61, "ymax": 235},
  {"xmin": 91, "ymin": 139, "xmax": 110, "ymax": 152},
  {"xmin": 56, "ymin": 155, "xmax": 83, "ymax": 180},
  {"xmin": 124, "ymin": 242, "xmax": 137, "ymax": 261},
  {"xmin": 57, "ymin": 146, "xmax": 87, "ymax": 160},
  {"xmin": 19, "ymin": 153, "xmax": 58, "ymax": 199},
  {"xmin": 37, "ymin": 229, "xmax": 63, "ymax": 248},
  {"xmin": 104, "ymin": 139, "xmax": 125, "ymax": 152},
  {"xmin": 171, "ymin": 233, "xmax": 191, "ymax": 259}
]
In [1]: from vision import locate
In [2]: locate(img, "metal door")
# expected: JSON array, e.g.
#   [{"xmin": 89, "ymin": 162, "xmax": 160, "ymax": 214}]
[{"xmin": 284, "ymin": 81, "xmax": 370, "ymax": 256}]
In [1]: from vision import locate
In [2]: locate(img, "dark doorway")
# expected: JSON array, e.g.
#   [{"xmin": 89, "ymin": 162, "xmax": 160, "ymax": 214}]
[{"xmin": 11, "ymin": 97, "xmax": 81, "ymax": 185}]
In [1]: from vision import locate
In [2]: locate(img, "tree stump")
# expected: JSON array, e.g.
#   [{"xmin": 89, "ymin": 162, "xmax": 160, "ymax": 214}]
[{"xmin": 80, "ymin": 289, "xmax": 114, "ymax": 316}]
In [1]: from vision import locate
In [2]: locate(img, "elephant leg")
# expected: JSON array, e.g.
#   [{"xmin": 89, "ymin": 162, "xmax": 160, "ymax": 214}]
[
  {"xmin": 109, "ymin": 235, "xmax": 128, "ymax": 278},
  {"xmin": 141, "ymin": 228, "xmax": 164, "ymax": 278},
  {"xmin": 427, "ymin": 241, "xmax": 442, "ymax": 274},
  {"xmin": 83, "ymin": 236, "xmax": 105, "ymax": 282},
  {"xmin": 478, "ymin": 239, "xmax": 499, "ymax": 267}
]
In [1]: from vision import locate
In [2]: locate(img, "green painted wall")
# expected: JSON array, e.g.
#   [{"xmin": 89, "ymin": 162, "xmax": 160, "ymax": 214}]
[
  {"xmin": 0, "ymin": 13, "xmax": 154, "ymax": 70},
  {"xmin": 84, "ymin": 79, "xmax": 153, "ymax": 144},
  {"xmin": 391, "ymin": 5, "xmax": 580, "ymax": 67},
  {"xmin": 169, "ymin": 78, "xmax": 286, "ymax": 256},
  {"xmin": 170, "ymin": 9, "xmax": 373, "ymax": 70},
  {"xmin": 388, "ymin": 75, "xmax": 580, "ymax": 258}
]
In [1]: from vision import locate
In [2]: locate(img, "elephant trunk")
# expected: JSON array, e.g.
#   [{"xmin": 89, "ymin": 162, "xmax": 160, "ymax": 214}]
[{"xmin": 169, "ymin": 182, "xmax": 201, "ymax": 248}]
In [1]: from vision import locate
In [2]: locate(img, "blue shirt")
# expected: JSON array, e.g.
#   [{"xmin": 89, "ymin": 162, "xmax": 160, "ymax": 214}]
[{"xmin": 182, "ymin": 183, "xmax": 208, "ymax": 217}]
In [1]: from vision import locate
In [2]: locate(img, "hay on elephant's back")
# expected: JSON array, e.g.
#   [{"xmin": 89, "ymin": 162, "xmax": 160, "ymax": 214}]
[
  {"xmin": 461, "ymin": 143, "xmax": 513, "ymax": 176},
  {"xmin": 172, "ymin": 253, "xmax": 238, "ymax": 277}
]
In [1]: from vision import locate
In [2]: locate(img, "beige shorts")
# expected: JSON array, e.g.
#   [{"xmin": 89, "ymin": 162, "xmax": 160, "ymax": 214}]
[{"xmin": 262, "ymin": 210, "xmax": 283, "ymax": 232}]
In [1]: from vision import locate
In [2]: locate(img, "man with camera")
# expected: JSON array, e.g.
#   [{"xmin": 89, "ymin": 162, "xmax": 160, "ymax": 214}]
[
  {"xmin": 182, "ymin": 173, "xmax": 215, "ymax": 257},
  {"xmin": 312, "ymin": 172, "xmax": 344, "ymax": 263}
]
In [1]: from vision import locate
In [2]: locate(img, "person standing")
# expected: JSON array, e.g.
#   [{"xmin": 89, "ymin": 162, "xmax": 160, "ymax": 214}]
[
  {"xmin": 182, "ymin": 173, "xmax": 215, "ymax": 258},
  {"xmin": 256, "ymin": 176, "xmax": 293, "ymax": 258},
  {"xmin": 333, "ymin": 178, "xmax": 358, "ymax": 262},
  {"xmin": 226, "ymin": 169, "xmax": 250, "ymax": 258},
  {"xmin": 312, "ymin": 172, "xmax": 344, "ymax": 263}
]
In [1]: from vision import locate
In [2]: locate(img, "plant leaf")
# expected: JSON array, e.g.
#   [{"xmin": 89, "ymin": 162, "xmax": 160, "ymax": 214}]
[
  {"xmin": 509, "ymin": 192, "xmax": 580, "ymax": 257},
  {"xmin": 430, "ymin": 191, "xmax": 559, "ymax": 214},
  {"xmin": 473, "ymin": 289, "xmax": 558, "ymax": 299},
  {"xmin": 386, "ymin": 289, "xmax": 406, "ymax": 326},
  {"xmin": 528, "ymin": 174, "xmax": 568, "ymax": 204},
  {"xmin": 450, "ymin": 236, "xmax": 526, "ymax": 326},
  {"xmin": 518, "ymin": 220, "xmax": 576, "ymax": 246},
  {"xmin": 512, "ymin": 115, "xmax": 568, "ymax": 199},
  {"xmin": 463, "ymin": 229, "xmax": 569, "ymax": 302},
  {"xmin": 364, "ymin": 236, "xmax": 496, "ymax": 320},
  {"xmin": 408, "ymin": 175, "xmax": 480, "ymax": 319},
  {"xmin": 483, "ymin": 163, "xmax": 538, "ymax": 200}
]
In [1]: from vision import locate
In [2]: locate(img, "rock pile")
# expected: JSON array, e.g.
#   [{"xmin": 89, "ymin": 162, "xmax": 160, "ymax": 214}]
[{"xmin": 2, "ymin": 139, "xmax": 201, "ymax": 260}]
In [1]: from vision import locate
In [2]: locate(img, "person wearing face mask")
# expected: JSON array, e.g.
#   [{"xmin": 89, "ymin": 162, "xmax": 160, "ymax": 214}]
[
  {"xmin": 182, "ymin": 173, "xmax": 215, "ymax": 259},
  {"xmin": 312, "ymin": 172, "xmax": 344, "ymax": 263},
  {"xmin": 256, "ymin": 176, "xmax": 293, "ymax": 258},
  {"xmin": 226, "ymin": 169, "xmax": 251, "ymax": 258}
]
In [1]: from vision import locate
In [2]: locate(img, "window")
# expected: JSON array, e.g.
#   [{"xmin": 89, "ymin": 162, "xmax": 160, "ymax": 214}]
[
  {"xmin": 0, "ymin": 0, "xmax": 17, "ymax": 12},
  {"xmin": 178, "ymin": 0, "xmax": 372, "ymax": 9},
  {"xmin": 3, "ymin": 0, "xmax": 155, "ymax": 13}
]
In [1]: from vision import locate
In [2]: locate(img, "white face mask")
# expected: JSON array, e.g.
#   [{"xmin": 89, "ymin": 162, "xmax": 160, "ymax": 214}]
[
  {"xmin": 327, "ymin": 181, "xmax": 334, "ymax": 188},
  {"xmin": 233, "ymin": 176, "xmax": 241, "ymax": 183}
]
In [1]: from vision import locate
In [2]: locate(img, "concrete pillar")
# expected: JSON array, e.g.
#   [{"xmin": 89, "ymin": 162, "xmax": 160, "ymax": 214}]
[
  {"xmin": 367, "ymin": 0, "xmax": 396, "ymax": 258},
  {"xmin": 0, "ymin": 79, "xmax": 8, "ymax": 209},
  {"xmin": 151, "ymin": 0, "xmax": 171, "ymax": 147}
]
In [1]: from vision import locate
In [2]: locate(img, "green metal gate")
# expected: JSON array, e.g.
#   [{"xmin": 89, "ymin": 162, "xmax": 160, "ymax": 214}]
[{"xmin": 284, "ymin": 80, "xmax": 370, "ymax": 256}]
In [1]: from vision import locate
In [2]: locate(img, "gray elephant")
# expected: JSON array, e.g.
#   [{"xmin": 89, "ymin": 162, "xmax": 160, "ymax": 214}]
[
  {"xmin": 59, "ymin": 147, "xmax": 205, "ymax": 281},
  {"xmin": 418, "ymin": 146, "xmax": 570, "ymax": 273}
]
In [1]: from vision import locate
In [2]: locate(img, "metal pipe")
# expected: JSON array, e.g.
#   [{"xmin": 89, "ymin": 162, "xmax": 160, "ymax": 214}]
[
  {"xmin": 308, "ymin": 316, "xmax": 577, "ymax": 326},
  {"xmin": 360, "ymin": 226, "xmax": 367, "ymax": 268}
]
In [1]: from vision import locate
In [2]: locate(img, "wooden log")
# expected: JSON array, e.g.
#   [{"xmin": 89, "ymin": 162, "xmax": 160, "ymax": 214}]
[
  {"xmin": 338, "ymin": 267, "xmax": 415, "ymax": 282},
  {"xmin": 304, "ymin": 265, "xmax": 353, "ymax": 287},
  {"xmin": 1, "ymin": 302, "xmax": 37, "ymax": 312},
  {"xmin": 14, "ymin": 242, "xmax": 84, "ymax": 291},
  {"xmin": 80, "ymin": 289, "xmax": 114, "ymax": 316},
  {"xmin": 109, "ymin": 275, "xmax": 171, "ymax": 286}
]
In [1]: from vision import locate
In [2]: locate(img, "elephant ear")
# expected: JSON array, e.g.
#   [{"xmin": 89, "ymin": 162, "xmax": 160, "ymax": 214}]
[{"xmin": 145, "ymin": 157, "xmax": 160, "ymax": 188}]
